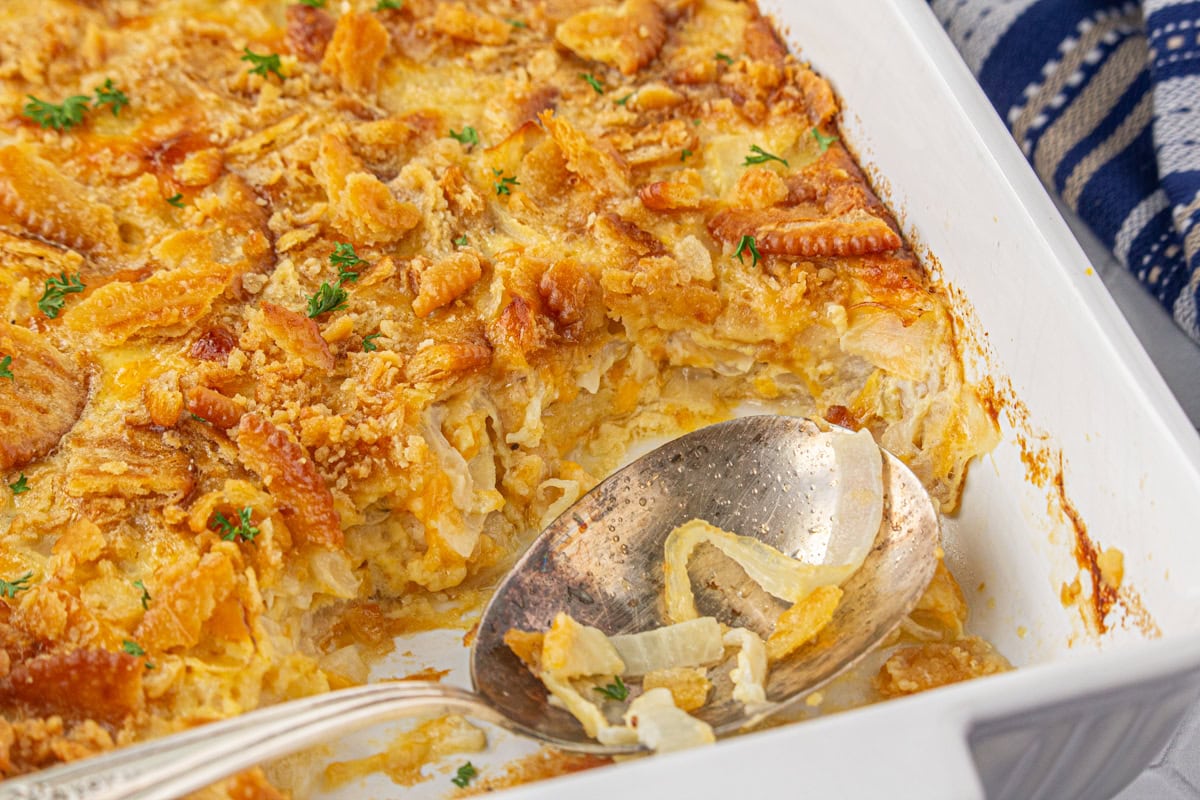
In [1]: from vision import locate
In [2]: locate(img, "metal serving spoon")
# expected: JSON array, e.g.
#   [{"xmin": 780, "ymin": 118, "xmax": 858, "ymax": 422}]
[{"xmin": 0, "ymin": 415, "xmax": 939, "ymax": 800}]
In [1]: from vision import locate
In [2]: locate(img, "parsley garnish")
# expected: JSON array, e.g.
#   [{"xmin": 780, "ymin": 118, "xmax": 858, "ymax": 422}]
[
  {"xmin": 210, "ymin": 507, "xmax": 261, "ymax": 543},
  {"xmin": 122, "ymin": 639, "xmax": 155, "ymax": 669},
  {"xmin": 133, "ymin": 579, "xmax": 151, "ymax": 610},
  {"xmin": 241, "ymin": 48, "xmax": 284, "ymax": 80},
  {"xmin": 453, "ymin": 234, "xmax": 468, "ymax": 247},
  {"xmin": 190, "ymin": 412, "xmax": 209, "ymax": 424},
  {"xmin": 0, "ymin": 355, "xmax": 12, "ymax": 381},
  {"xmin": 23, "ymin": 94, "xmax": 91, "ymax": 132},
  {"xmin": 615, "ymin": 93, "xmax": 633, "ymax": 107},
  {"xmin": 693, "ymin": 119, "xmax": 701, "ymax": 126},
  {"xmin": 375, "ymin": 0, "xmax": 402, "ymax": 9},
  {"xmin": 451, "ymin": 762, "xmax": 478, "ymax": 788},
  {"xmin": 362, "ymin": 333, "xmax": 382, "ymax": 352},
  {"xmin": 734, "ymin": 235, "xmax": 761, "ymax": 268},
  {"xmin": 743, "ymin": 145, "xmax": 788, "ymax": 167},
  {"xmin": 715, "ymin": 52, "xmax": 734, "ymax": 64},
  {"xmin": 166, "ymin": 193, "xmax": 185, "ymax": 208},
  {"xmin": 9, "ymin": 474, "xmax": 28, "ymax": 495},
  {"xmin": 812, "ymin": 126, "xmax": 838, "ymax": 152},
  {"xmin": 580, "ymin": 73, "xmax": 604, "ymax": 94},
  {"xmin": 0, "ymin": 572, "xmax": 33, "ymax": 599},
  {"xmin": 680, "ymin": 148, "xmax": 693, "ymax": 162},
  {"xmin": 506, "ymin": 18, "xmax": 527, "ymax": 28},
  {"xmin": 492, "ymin": 169, "xmax": 519, "ymax": 196},
  {"xmin": 594, "ymin": 675, "xmax": 629, "ymax": 701},
  {"xmin": 92, "ymin": 78, "xmax": 129, "ymax": 116},
  {"xmin": 306, "ymin": 247, "xmax": 361, "ymax": 317},
  {"xmin": 330, "ymin": 242, "xmax": 364, "ymax": 282},
  {"xmin": 449, "ymin": 126, "xmax": 479, "ymax": 147},
  {"xmin": 307, "ymin": 281, "xmax": 349, "ymax": 318},
  {"xmin": 298, "ymin": 0, "xmax": 326, "ymax": 6},
  {"xmin": 38, "ymin": 272, "xmax": 86, "ymax": 319}
]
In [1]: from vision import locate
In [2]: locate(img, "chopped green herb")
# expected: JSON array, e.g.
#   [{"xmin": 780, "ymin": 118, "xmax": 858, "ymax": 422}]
[
  {"xmin": 133, "ymin": 579, "xmax": 151, "ymax": 610},
  {"xmin": 307, "ymin": 282, "xmax": 349, "ymax": 318},
  {"xmin": 453, "ymin": 234, "xmax": 468, "ymax": 247},
  {"xmin": 680, "ymin": 148, "xmax": 693, "ymax": 162},
  {"xmin": 742, "ymin": 144, "xmax": 788, "ymax": 167},
  {"xmin": 362, "ymin": 333, "xmax": 382, "ymax": 352},
  {"xmin": 9, "ymin": 474, "xmax": 28, "ymax": 495},
  {"xmin": 330, "ymin": 242, "xmax": 364, "ymax": 282},
  {"xmin": 451, "ymin": 762, "xmax": 478, "ymax": 788},
  {"xmin": 715, "ymin": 52, "xmax": 734, "ymax": 64},
  {"xmin": 122, "ymin": 639, "xmax": 155, "ymax": 669},
  {"xmin": 615, "ymin": 93, "xmax": 633, "ymax": 107},
  {"xmin": 449, "ymin": 126, "xmax": 479, "ymax": 147},
  {"xmin": 506, "ymin": 18, "xmax": 527, "ymax": 28},
  {"xmin": 210, "ymin": 507, "xmax": 261, "ymax": 543},
  {"xmin": 492, "ymin": 169, "xmax": 519, "ymax": 196},
  {"xmin": 166, "ymin": 193, "xmax": 185, "ymax": 208},
  {"xmin": 190, "ymin": 412, "xmax": 209, "ymax": 423},
  {"xmin": 92, "ymin": 78, "xmax": 129, "ymax": 116},
  {"xmin": 693, "ymin": 119, "xmax": 701, "ymax": 126},
  {"xmin": 0, "ymin": 355, "xmax": 11, "ymax": 381},
  {"xmin": 594, "ymin": 675, "xmax": 629, "ymax": 701},
  {"xmin": 580, "ymin": 72, "xmax": 604, "ymax": 94},
  {"xmin": 241, "ymin": 48, "xmax": 284, "ymax": 80},
  {"xmin": 811, "ymin": 126, "xmax": 838, "ymax": 153},
  {"xmin": 38, "ymin": 272, "xmax": 86, "ymax": 319},
  {"xmin": 0, "ymin": 571, "xmax": 33, "ymax": 599},
  {"xmin": 297, "ymin": 0, "xmax": 326, "ymax": 6},
  {"xmin": 734, "ymin": 235, "xmax": 761, "ymax": 268},
  {"xmin": 23, "ymin": 94, "xmax": 91, "ymax": 132},
  {"xmin": 375, "ymin": 0, "xmax": 403, "ymax": 9}
]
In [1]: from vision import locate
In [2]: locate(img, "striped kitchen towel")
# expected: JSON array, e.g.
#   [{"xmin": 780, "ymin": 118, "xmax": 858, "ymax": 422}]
[{"xmin": 931, "ymin": 0, "xmax": 1200, "ymax": 344}]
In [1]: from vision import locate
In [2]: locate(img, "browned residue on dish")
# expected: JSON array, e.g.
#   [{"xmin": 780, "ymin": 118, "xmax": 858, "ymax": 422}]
[
  {"xmin": 935, "ymin": 273, "xmax": 1160, "ymax": 640},
  {"xmin": 1052, "ymin": 459, "xmax": 1159, "ymax": 638},
  {"xmin": 454, "ymin": 748, "xmax": 611, "ymax": 796},
  {"xmin": 398, "ymin": 667, "xmax": 451, "ymax": 682}
]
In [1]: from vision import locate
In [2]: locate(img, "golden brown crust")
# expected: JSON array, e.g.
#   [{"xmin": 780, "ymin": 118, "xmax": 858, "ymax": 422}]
[
  {"xmin": 286, "ymin": 4, "xmax": 335, "ymax": 63},
  {"xmin": 555, "ymin": 0, "xmax": 667, "ymax": 76},
  {"xmin": 321, "ymin": 12, "xmax": 390, "ymax": 95},
  {"xmin": 235, "ymin": 414, "xmax": 342, "ymax": 548},
  {"xmin": 875, "ymin": 637, "xmax": 1011, "ymax": 698},
  {"xmin": 709, "ymin": 206, "xmax": 903, "ymax": 257},
  {"xmin": 0, "ymin": 145, "xmax": 120, "ymax": 257},
  {"xmin": 0, "ymin": 323, "xmax": 86, "ymax": 471},
  {"xmin": 0, "ymin": 648, "xmax": 144, "ymax": 725}
]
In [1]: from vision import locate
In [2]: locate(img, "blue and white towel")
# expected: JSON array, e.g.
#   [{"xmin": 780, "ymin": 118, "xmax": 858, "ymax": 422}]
[{"xmin": 931, "ymin": 0, "xmax": 1200, "ymax": 344}]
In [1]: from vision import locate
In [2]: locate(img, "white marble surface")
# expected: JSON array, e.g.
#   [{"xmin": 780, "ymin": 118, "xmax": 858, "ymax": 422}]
[{"xmin": 1055, "ymin": 200, "xmax": 1200, "ymax": 799}]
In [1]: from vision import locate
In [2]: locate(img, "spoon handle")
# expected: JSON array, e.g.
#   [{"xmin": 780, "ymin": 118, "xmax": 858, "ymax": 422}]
[{"xmin": 0, "ymin": 682, "xmax": 507, "ymax": 800}]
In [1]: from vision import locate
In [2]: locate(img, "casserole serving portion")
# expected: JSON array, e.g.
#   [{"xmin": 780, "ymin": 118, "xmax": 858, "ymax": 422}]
[{"xmin": 0, "ymin": 0, "xmax": 1008, "ymax": 795}]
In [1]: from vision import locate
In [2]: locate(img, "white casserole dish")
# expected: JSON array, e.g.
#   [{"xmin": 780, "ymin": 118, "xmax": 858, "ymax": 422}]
[{"xmin": 316, "ymin": 1, "xmax": 1200, "ymax": 797}]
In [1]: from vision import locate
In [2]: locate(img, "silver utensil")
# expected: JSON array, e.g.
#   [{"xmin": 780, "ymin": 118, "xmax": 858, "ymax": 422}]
[{"xmin": 0, "ymin": 415, "xmax": 939, "ymax": 800}]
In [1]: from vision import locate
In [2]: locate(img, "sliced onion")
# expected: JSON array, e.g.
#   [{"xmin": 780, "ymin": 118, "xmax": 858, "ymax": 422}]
[
  {"xmin": 664, "ymin": 519, "xmax": 849, "ymax": 623},
  {"xmin": 723, "ymin": 627, "xmax": 768, "ymax": 708},
  {"xmin": 622, "ymin": 688, "xmax": 715, "ymax": 753},
  {"xmin": 663, "ymin": 428, "xmax": 883, "ymax": 623},
  {"xmin": 824, "ymin": 427, "xmax": 884, "ymax": 569},
  {"xmin": 608, "ymin": 617, "xmax": 724, "ymax": 677}
]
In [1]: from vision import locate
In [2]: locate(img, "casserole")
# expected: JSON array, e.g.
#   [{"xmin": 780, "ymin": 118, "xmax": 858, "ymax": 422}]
[{"xmin": 315, "ymin": 1, "xmax": 1200, "ymax": 797}]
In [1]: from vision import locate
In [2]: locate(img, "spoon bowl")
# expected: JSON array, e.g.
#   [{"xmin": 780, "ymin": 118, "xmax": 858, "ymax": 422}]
[{"xmin": 473, "ymin": 414, "xmax": 940, "ymax": 742}]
